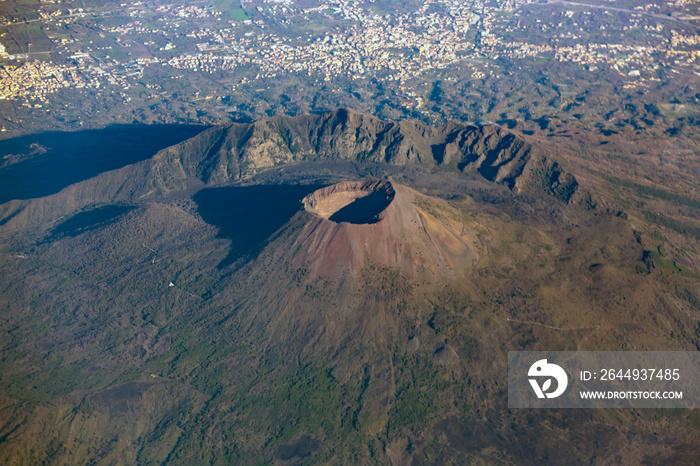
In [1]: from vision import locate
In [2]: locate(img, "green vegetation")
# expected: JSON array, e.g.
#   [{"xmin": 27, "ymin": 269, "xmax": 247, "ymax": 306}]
[
  {"xmin": 691, "ymin": 410, "xmax": 700, "ymax": 430},
  {"xmin": 648, "ymin": 245, "xmax": 698, "ymax": 277},
  {"xmin": 231, "ymin": 8, "xmax": 248, "ymax": 21},
  {"xmin": 600, "ymin": 173, "xmax": 700, "ymax": 210},
  {"xmin": 211, "ymin": 0, "xmax": 248, "ymax": 21},
  {"xmin": 643, "ymin": 211, "xmax": 700, "ymax": 241},
  {"xmin": 388, "ymin": 357, "xmax": 448, "ymax": 432},
  {"xmin": 389, "ymin": 385, "xmax": 436, "ymax": 430},
  {"xmin": 248, "ymin": 365, "xmax": 343, "ymax": 439}
]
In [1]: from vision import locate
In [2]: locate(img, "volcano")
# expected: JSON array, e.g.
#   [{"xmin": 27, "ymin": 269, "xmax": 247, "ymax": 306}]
[
  {"xmin": 294, "ymin": 180, "xmax": 481, "ymax": 280},
  {"xmin": 0, "ymin": 111, "xmax": 698, "ymax": 465}
]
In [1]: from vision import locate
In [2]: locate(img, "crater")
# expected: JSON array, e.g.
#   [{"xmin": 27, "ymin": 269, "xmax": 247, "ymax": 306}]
[{"xmin": 303, "ymin": 180, "xmax": 395, "ymax": 224}]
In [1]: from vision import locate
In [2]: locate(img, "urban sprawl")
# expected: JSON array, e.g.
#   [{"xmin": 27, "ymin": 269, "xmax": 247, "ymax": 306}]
[{"xmin": 1, "ymin": 0, "xmax": 698, "ymax": 104}]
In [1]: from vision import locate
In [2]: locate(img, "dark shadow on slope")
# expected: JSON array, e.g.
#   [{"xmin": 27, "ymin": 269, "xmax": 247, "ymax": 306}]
[
  {"xmin": 274, "ymin": 435, "xmax": 321, "ymax": 462},
  {"xmin": 193, "ymin": 184, "xmax": 325, "ymax": 269},
  {"xmin": 48, "ymin": 205, "xmax": 136, "ymax": 240},
  {"xmin": 430, "ymin": 130, "xmax": 460, "ymax": 165},
  {"xmin": 328, "ymin": 189, "xmax": 394, "ymax": 224},
  {"xmin": 0, "ymin": 124, "xmax": 208, "ymax": 203}
]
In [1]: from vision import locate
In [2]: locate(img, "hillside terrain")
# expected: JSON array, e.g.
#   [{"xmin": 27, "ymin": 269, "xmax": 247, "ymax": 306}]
[
  {"xmin": 0, "ymin": 110, "xmax": 698, "ymax": 464},
  {"xmin": 0, "ymin": 109, "xmax": 576, "ymax": 233}
]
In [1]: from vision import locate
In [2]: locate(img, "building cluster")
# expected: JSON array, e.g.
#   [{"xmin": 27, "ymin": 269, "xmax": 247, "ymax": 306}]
[
  {"xmin": 167, "ymin": 5, "xmax": 221, "ymax": 19},
  {"xmin": 0, "ymin": 0, "xmax": 698, "ymax": 101},
  {"xmin": 168, "ymin": 0, "xmax": 485, "ymax": 83},
  {"xmin": 670, "ymin": 30, "xmax": 700, "ymax": 48},
  {"xmin": 0, "ymin": 61, "xmax": 99, "ymax": 101},
  {"xmin": 104, "ymin": 20, "xmax": 168, "ymax": 37},
  {"xmin": 166, "ymin": 0, "xmax": 699, "ymax": 85},
  {"xmin": 0, "ymin": 54, "xmax": 132, "ymax": 102}
]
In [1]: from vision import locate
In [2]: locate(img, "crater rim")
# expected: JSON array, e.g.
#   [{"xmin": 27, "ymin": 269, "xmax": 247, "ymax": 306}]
[{"xmin": 302, "ymin": 180, "xmax": 395, "ymax": 225}]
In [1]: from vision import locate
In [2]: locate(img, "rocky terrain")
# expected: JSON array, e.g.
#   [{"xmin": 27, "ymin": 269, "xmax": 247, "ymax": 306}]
[
  {"xmin": 0, "ymin": 109, "xmax": 577, "ymax": 233},
  {"xmin": 298, "ymin": 180, "xmax": 481, "ymax": 281},
  {"xmin": 303, "ymin": 180, "xmax": 395, "ymax": 223},
  {"xmin": 0, "ymin": 111, "xmax": 698, "ymax": 464},
  {"xmin": 156, "ymin": 109, "xmax": 575, "ymax": 198}
]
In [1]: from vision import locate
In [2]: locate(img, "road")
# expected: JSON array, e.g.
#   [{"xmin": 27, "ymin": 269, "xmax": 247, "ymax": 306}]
[{"xmin": 524, "ymin": 0, "xmax": 700, "ymax": 31}]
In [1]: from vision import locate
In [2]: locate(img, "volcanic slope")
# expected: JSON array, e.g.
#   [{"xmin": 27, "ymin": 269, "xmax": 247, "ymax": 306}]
[
  {"xmin": 155, "ymin": 108, "xmax": 577, "ymax": 198},
  {"xmin": 0, "ymin": 109, "xmax": 577, "ymax": 232},
  {"xmin": 0, "ymin": 112, "xmax": 698, "ymax": 464},
  {"xmin": 296, "ymin": 180, "xmax": 482, "ymax": 281}
]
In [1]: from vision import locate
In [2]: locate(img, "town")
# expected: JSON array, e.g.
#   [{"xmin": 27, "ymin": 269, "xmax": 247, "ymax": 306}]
[{"xmin": 0, "ymin": 0, "xmax": 698, "ymax": 132}]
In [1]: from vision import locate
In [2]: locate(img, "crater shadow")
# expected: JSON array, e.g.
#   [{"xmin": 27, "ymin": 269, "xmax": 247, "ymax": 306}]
[
  {"xmin": 328, "ymin": 190, "xmax": 393, "ymax": 224},
  {"xmin": 193, "ymin": 184, "xmax": 325, "ymax": 268}
]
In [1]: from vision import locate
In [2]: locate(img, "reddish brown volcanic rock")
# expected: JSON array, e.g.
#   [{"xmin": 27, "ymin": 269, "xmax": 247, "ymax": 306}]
[
  {"xmin": 293, "ymin": 180, "xmax": 482, "ymax": 280},
  {"xmin": 302, "ymin": 180, "xmax": 395, "ymax": 224}
]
